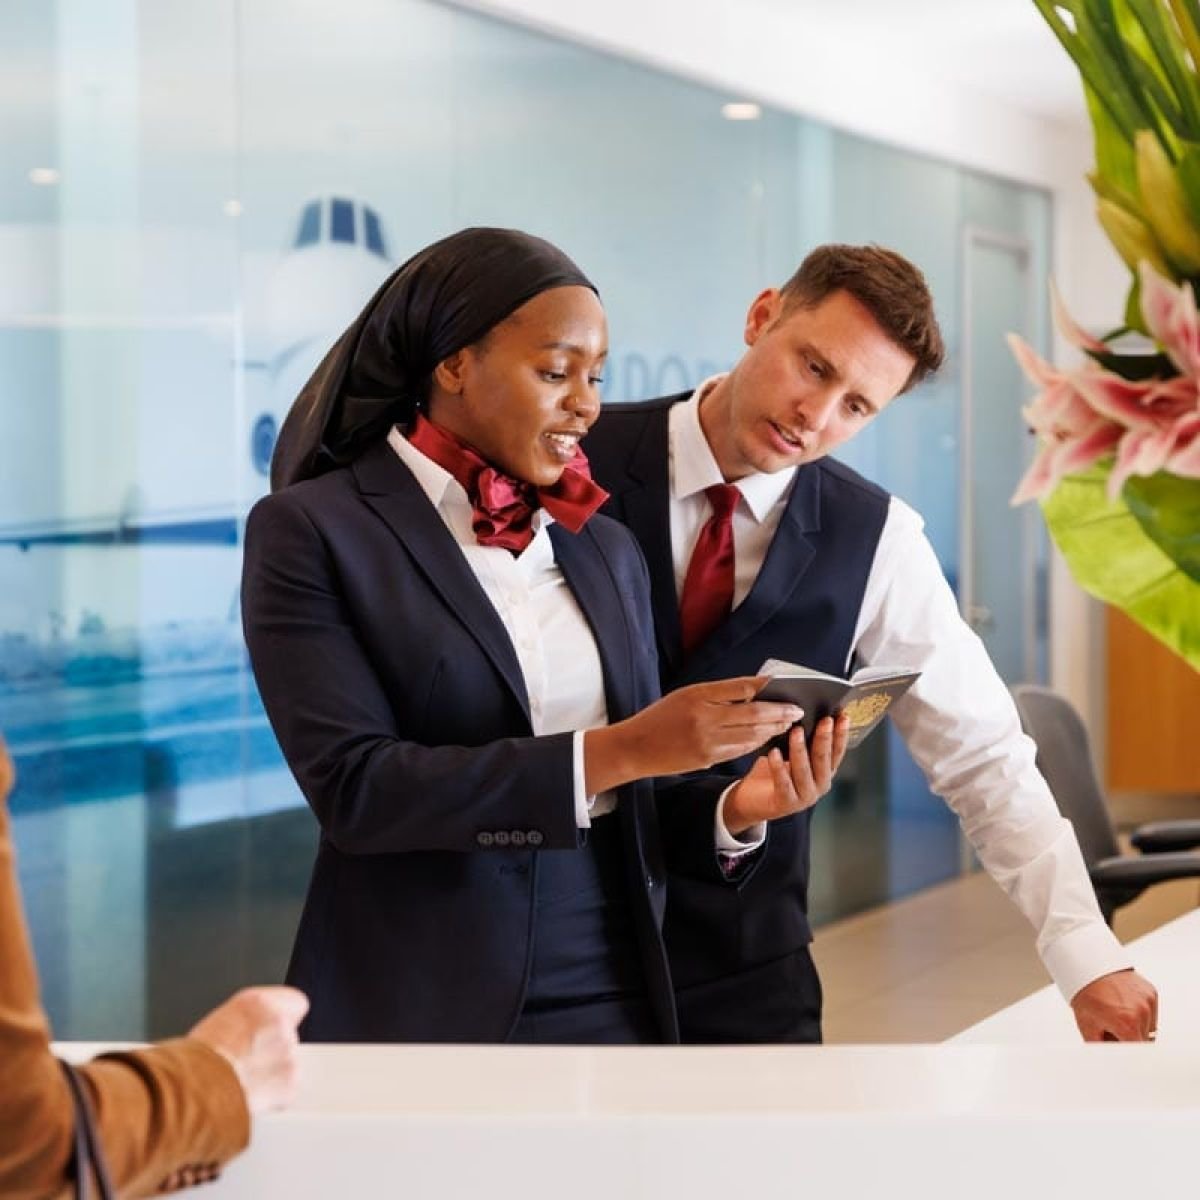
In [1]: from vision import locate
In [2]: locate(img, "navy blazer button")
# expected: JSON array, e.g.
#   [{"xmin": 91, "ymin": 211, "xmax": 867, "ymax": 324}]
[
  {"xmin": 494, "ymin": 831, "xmax": 511, "ymax": 846},
  {"xmin": 477, "ymin": 832, "xmax": 494, "ymax": 847},
  {"xmin": 510, "ymin": 830, "xmax": 527, "ymax": 847},
  {"xmin": 646, "ymin": 875, "xmax": 656, "ymax": 889},
  {"xmin": 527, "ymin": 830, "xmax": 544, "ymax": 847}
]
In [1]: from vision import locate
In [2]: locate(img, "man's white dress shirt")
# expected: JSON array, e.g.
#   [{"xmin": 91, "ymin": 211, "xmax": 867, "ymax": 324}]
[{"xmin": 667, "ymin": 382, "xmax": 1132, "ymax": 1001}]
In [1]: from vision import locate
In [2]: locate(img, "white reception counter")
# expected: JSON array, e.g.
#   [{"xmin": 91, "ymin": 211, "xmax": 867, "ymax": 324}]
[{"xmin": 61, "ymin": 910, "xmax": 1199, "ymax": 1200}]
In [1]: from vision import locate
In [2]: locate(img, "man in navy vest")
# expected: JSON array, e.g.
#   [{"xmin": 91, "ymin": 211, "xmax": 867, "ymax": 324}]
[{"xmin": 584, "ymin": 243, "xmax": 1158, "ymax": 1045}]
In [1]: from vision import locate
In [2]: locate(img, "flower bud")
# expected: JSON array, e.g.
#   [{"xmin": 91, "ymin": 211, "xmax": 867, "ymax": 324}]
[
  {"xmin": 1135, "ymin": 131, "xmax": 1200, "ymax": 276},
  {"xmin": 1096, "ymin": 197, "xmax": 1172, "ymax": 277}
]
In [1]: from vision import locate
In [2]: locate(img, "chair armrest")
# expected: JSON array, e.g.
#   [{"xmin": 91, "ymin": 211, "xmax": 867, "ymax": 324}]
[
  {"xmin": 1130, "ymin": 819, "xmax": 1200, "ymax": 854},
  {"xmin": 1090, "ymin": 852, "xmax": 1200, "ymax": 890}
]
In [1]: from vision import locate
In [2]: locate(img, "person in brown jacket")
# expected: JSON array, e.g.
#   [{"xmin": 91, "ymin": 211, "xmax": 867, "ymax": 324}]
[{"xmin": 0, "ymin": 738, "xmax": 309, "ymax": 1197}]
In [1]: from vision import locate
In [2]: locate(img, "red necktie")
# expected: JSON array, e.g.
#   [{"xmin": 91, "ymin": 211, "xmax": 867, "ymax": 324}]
[
  {"xmin": 406, "ymin": 414, "xmax": 608, "ymax": 553},
  {"xmin": 679, "ymin": 483, "xmax": 740, "ymax": 655}
]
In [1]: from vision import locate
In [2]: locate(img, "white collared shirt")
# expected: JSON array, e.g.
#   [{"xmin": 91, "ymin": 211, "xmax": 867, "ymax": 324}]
[
  {"xmin": 668, "ymin": 378, "xmax": 795, "ymax": 607},
  {"xmin": 388, "ymin": 425, "xmax": 609, "ymax": 823},
  {"xmin": 387, "ymin": 426, "xmax": 752, "ymax": 854},
  {"xmin": 667, "ymin": 380, "xmax": 1132, "ymax": 1000}
]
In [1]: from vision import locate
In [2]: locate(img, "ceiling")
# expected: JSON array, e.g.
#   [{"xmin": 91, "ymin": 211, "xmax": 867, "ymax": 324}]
[{"xmin": 749, "ymin": 0, "xmax": 1087, "ymax": 124}]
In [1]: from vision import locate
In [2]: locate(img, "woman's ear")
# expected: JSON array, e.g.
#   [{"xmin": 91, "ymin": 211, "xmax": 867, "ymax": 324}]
[{"xmin": 432, "ymin": 350, "xmax": 468, "ymax": 395}]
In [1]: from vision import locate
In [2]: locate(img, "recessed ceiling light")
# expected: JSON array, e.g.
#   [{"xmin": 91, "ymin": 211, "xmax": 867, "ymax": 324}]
[
  {"xmin": 223, "ymin": 199, "xmax": 243, "ymax": 217},
  {"xmin": 721, "ymin": 102, "xmax": 761, "ymax": 121},
  {"xmin": 29, "ymin": 167, "xmax": 60, "ymax": 185}
]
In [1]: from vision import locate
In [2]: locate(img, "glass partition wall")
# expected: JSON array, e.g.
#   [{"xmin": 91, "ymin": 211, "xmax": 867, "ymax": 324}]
[{"xmin": 0, "ymin": 0, "xmax": 1049, "ymax": 1038}]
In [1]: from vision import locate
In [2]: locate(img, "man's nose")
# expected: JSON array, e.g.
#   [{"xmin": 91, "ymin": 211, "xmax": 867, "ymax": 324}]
[{"xmin": 797, "ymin": 389, "xmax": 839, "ymax": 432}]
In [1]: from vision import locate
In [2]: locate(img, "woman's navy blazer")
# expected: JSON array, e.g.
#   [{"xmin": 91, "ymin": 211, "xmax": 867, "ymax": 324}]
[{"xmin": 242, "ymin": 438, "xmax": 692, "ymax": 1043}]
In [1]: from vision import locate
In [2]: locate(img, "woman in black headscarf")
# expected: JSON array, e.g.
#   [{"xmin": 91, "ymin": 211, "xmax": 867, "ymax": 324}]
[{"xmin": 242, "ymin": 228, "xmax": 809, "ymax": 1044}]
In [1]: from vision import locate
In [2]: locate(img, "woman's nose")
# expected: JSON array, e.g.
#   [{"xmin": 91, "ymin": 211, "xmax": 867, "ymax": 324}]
[{"xmin": 568, "ymin": 382, "xmax": 600, "ymax": 420}]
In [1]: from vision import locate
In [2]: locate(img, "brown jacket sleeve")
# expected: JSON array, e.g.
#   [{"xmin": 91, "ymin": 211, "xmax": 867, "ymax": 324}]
[{"xmin": 0, "ymin": 799, "xmax": 250, "ymax": 1198}]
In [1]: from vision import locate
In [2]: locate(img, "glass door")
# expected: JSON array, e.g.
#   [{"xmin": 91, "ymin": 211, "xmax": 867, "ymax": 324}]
[{"xmin": 960, "ymin": 227, "xmax": 1046, "ymax": 687}]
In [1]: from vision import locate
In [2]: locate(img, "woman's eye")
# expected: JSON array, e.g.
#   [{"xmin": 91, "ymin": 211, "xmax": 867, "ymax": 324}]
[
  {"xmin": 540, "ymin": 370, "xmax": 567, "ymax": 382},
  {"xmin": 589, "ymin": 375, "xmax": 605, "ymax": 386},
  {"xmin": 806, "ymin": 359, "xmax": 824, "ymax": 378}
]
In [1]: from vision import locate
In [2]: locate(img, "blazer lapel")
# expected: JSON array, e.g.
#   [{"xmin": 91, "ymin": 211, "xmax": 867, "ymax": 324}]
[
  {"xmin": 606, "ymin": 408, "xmax": 684, "ymax": 676},
  {"xmin": 684, "ymin": 464, "xmax": 822, "ymax": 678},
  {"xmin": 549, "ymin": 523, "xmax": 636, "ymax": 722},
  {"xmin": 352, "ymin": 441, "xmax": 531, "ymax": 722}
]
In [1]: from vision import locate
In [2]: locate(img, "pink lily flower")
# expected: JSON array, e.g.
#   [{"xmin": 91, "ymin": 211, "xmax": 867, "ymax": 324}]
[
  {"xmin": 1073, "ymin": 370, "xmax": 1194, "ymax": 432},
  {"xmin": 1139, "ymin": 262, "xmax": 1200, "ymax": 380},
  {"xmin": 1166, "ymin": 412, "xmax": 1200, "ymax": 475},
  {"xmin": 1050, "ymin": 279, "xmax": 1110, "ymax": 354},
  {"xmin": 1109, "ymin": 425, "xmax": 1182, "ymax": 496},
  {"xmin": 1008, "ymin": 334, "xmax": 1127, "ymax": 503},
  {"xmin": 1009, "ymin": 277, "xmax": 1200, "ymax": 505}
]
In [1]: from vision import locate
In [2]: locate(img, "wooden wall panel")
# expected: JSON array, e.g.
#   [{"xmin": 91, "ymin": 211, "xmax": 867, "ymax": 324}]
[{"xmin": 1106, "ymin": 607, "xmax": 1200, "ymax": 793}]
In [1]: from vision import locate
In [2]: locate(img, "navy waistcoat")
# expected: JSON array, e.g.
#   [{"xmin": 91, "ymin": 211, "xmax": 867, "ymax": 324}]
[{"xmin": 585, "ymin": 394, "xmax": 890, "ymax": 986}]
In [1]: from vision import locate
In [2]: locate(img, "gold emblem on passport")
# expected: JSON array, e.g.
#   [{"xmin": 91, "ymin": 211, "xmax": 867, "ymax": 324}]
[{"xmin": 842, "ymin": 691, "xmax": 894, "ymax": 730}]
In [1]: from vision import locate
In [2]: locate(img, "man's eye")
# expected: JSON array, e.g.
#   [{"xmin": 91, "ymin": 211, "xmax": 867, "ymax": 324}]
[
  {"xmin": 540, "ymin": 370, "xmax": 567, "ymax": 382},
  {"xmin": 588, "ymin": 375, "xmax": 605, "ymax": 386},
  {"xmin": 806, "ymin": 359, "xmax": 825, "ymax": 378}
]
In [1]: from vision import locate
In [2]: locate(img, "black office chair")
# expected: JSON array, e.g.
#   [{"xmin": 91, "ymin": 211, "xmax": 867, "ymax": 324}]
[{"xmin": 1011, "ymin": 684, "xmax": 1200, "ymax": 926}]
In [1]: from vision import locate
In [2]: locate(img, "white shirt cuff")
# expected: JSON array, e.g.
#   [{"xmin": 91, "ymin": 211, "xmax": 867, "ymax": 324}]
[
  {"xmin": 714, "ymin": 783, "xmax": 765, "ymax": 856},
  {"xmin": 572, "ymin": 730, "xmax": 594, "ymax": 829},
  {"xmin": 1040, "ymin": 920, "xmax": 1135, "ymax": 1002}
]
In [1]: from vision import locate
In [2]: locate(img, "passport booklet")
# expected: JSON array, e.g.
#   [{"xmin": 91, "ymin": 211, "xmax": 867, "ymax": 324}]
[{"xmin": 755, "ymin": 657, "xmax": 920, "ymax": 751}]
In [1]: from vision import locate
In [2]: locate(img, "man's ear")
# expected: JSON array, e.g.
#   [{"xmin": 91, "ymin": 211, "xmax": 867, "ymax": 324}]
[{"xmin": 744, "ymin": 288, "xmax": 783, "ymax": 346}]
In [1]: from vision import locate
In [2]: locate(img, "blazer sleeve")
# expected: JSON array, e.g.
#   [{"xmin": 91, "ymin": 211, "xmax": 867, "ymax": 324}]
[
  {"xmin": 0, "ymin": 804, "xmax": 249, "ymax": 1200},
  {"xmin": 241, "ymin": 492, "xmax": 581, "ymax": 855}
]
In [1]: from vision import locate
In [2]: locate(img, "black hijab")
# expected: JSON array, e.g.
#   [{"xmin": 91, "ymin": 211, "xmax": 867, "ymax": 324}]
[{"xmin": 270, "ymin": 226, "xmax": 597, "ymax": 491}]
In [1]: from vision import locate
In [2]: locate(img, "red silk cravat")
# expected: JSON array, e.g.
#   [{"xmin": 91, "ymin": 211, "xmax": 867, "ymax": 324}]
[
  {"xmin": 406, "ymin": 414, "xmax": 609, "ymax": 553},
  {"xmin": 678, "ymin": 483, "xmax": 740, "ymax": 656}
]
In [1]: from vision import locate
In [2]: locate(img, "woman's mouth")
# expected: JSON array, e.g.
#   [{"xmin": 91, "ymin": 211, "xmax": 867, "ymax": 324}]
[{"xmin": 542, "ymin": 430, "xmax": 583, "ymax": 462}]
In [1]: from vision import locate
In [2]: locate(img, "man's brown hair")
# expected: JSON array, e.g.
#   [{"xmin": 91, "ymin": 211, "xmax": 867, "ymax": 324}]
[{"xmin": 779, "ymin": 244, "xmax": 945, "ymax": 393}]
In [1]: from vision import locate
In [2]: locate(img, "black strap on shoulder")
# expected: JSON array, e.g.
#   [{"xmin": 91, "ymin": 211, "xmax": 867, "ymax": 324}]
[{"xmin": 58, "ymin": 1059, "xmax": 116, "ymax": 1200}]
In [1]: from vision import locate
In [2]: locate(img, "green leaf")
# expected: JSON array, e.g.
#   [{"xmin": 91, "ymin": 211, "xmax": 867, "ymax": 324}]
[
  {"xmin": 1084, "ymin": 347, "xmax": 1177, "ymax": 379},
  {"xmin": 1034, "ymin": 0, "xmax": 1143, "ymax": 141},
  {"xmin": 1173, "ymin": 140, "xmax": 1200, "ymax": 226},
  {"xmin": 1125, "ymin": 44, "xmax": 1187, "ymax": 137},
  {"xmin": 1124, "ymin": 0, "xmax": 1200, "ymax": 133},
  {"xmin": 1082, "ymin": 0, "xmax": 1176, "ymax": 146},
  {"xmin": 1167, "ymin": 0, "xmax": 1200, "ymax": 80},
  {"xmin": 1041, "ymin": 464, "xmax": 1200, "ymax": 669},
  {"xmin": 1124, "ymin": 471, "xmax": 1200, "ymax": 582},
  {"xmin": 1086, "ymin": 86, "xmax": 1138, "ymax": 195},
  {"xmin": 1124, "ymin": 274, "xmax": 1149, "ymax": 332}
]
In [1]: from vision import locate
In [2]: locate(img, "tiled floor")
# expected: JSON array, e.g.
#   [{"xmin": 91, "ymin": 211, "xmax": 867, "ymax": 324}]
[{"xmin": 815, "ymin": 865, "xmax": 1200, "ymax": 1043}]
